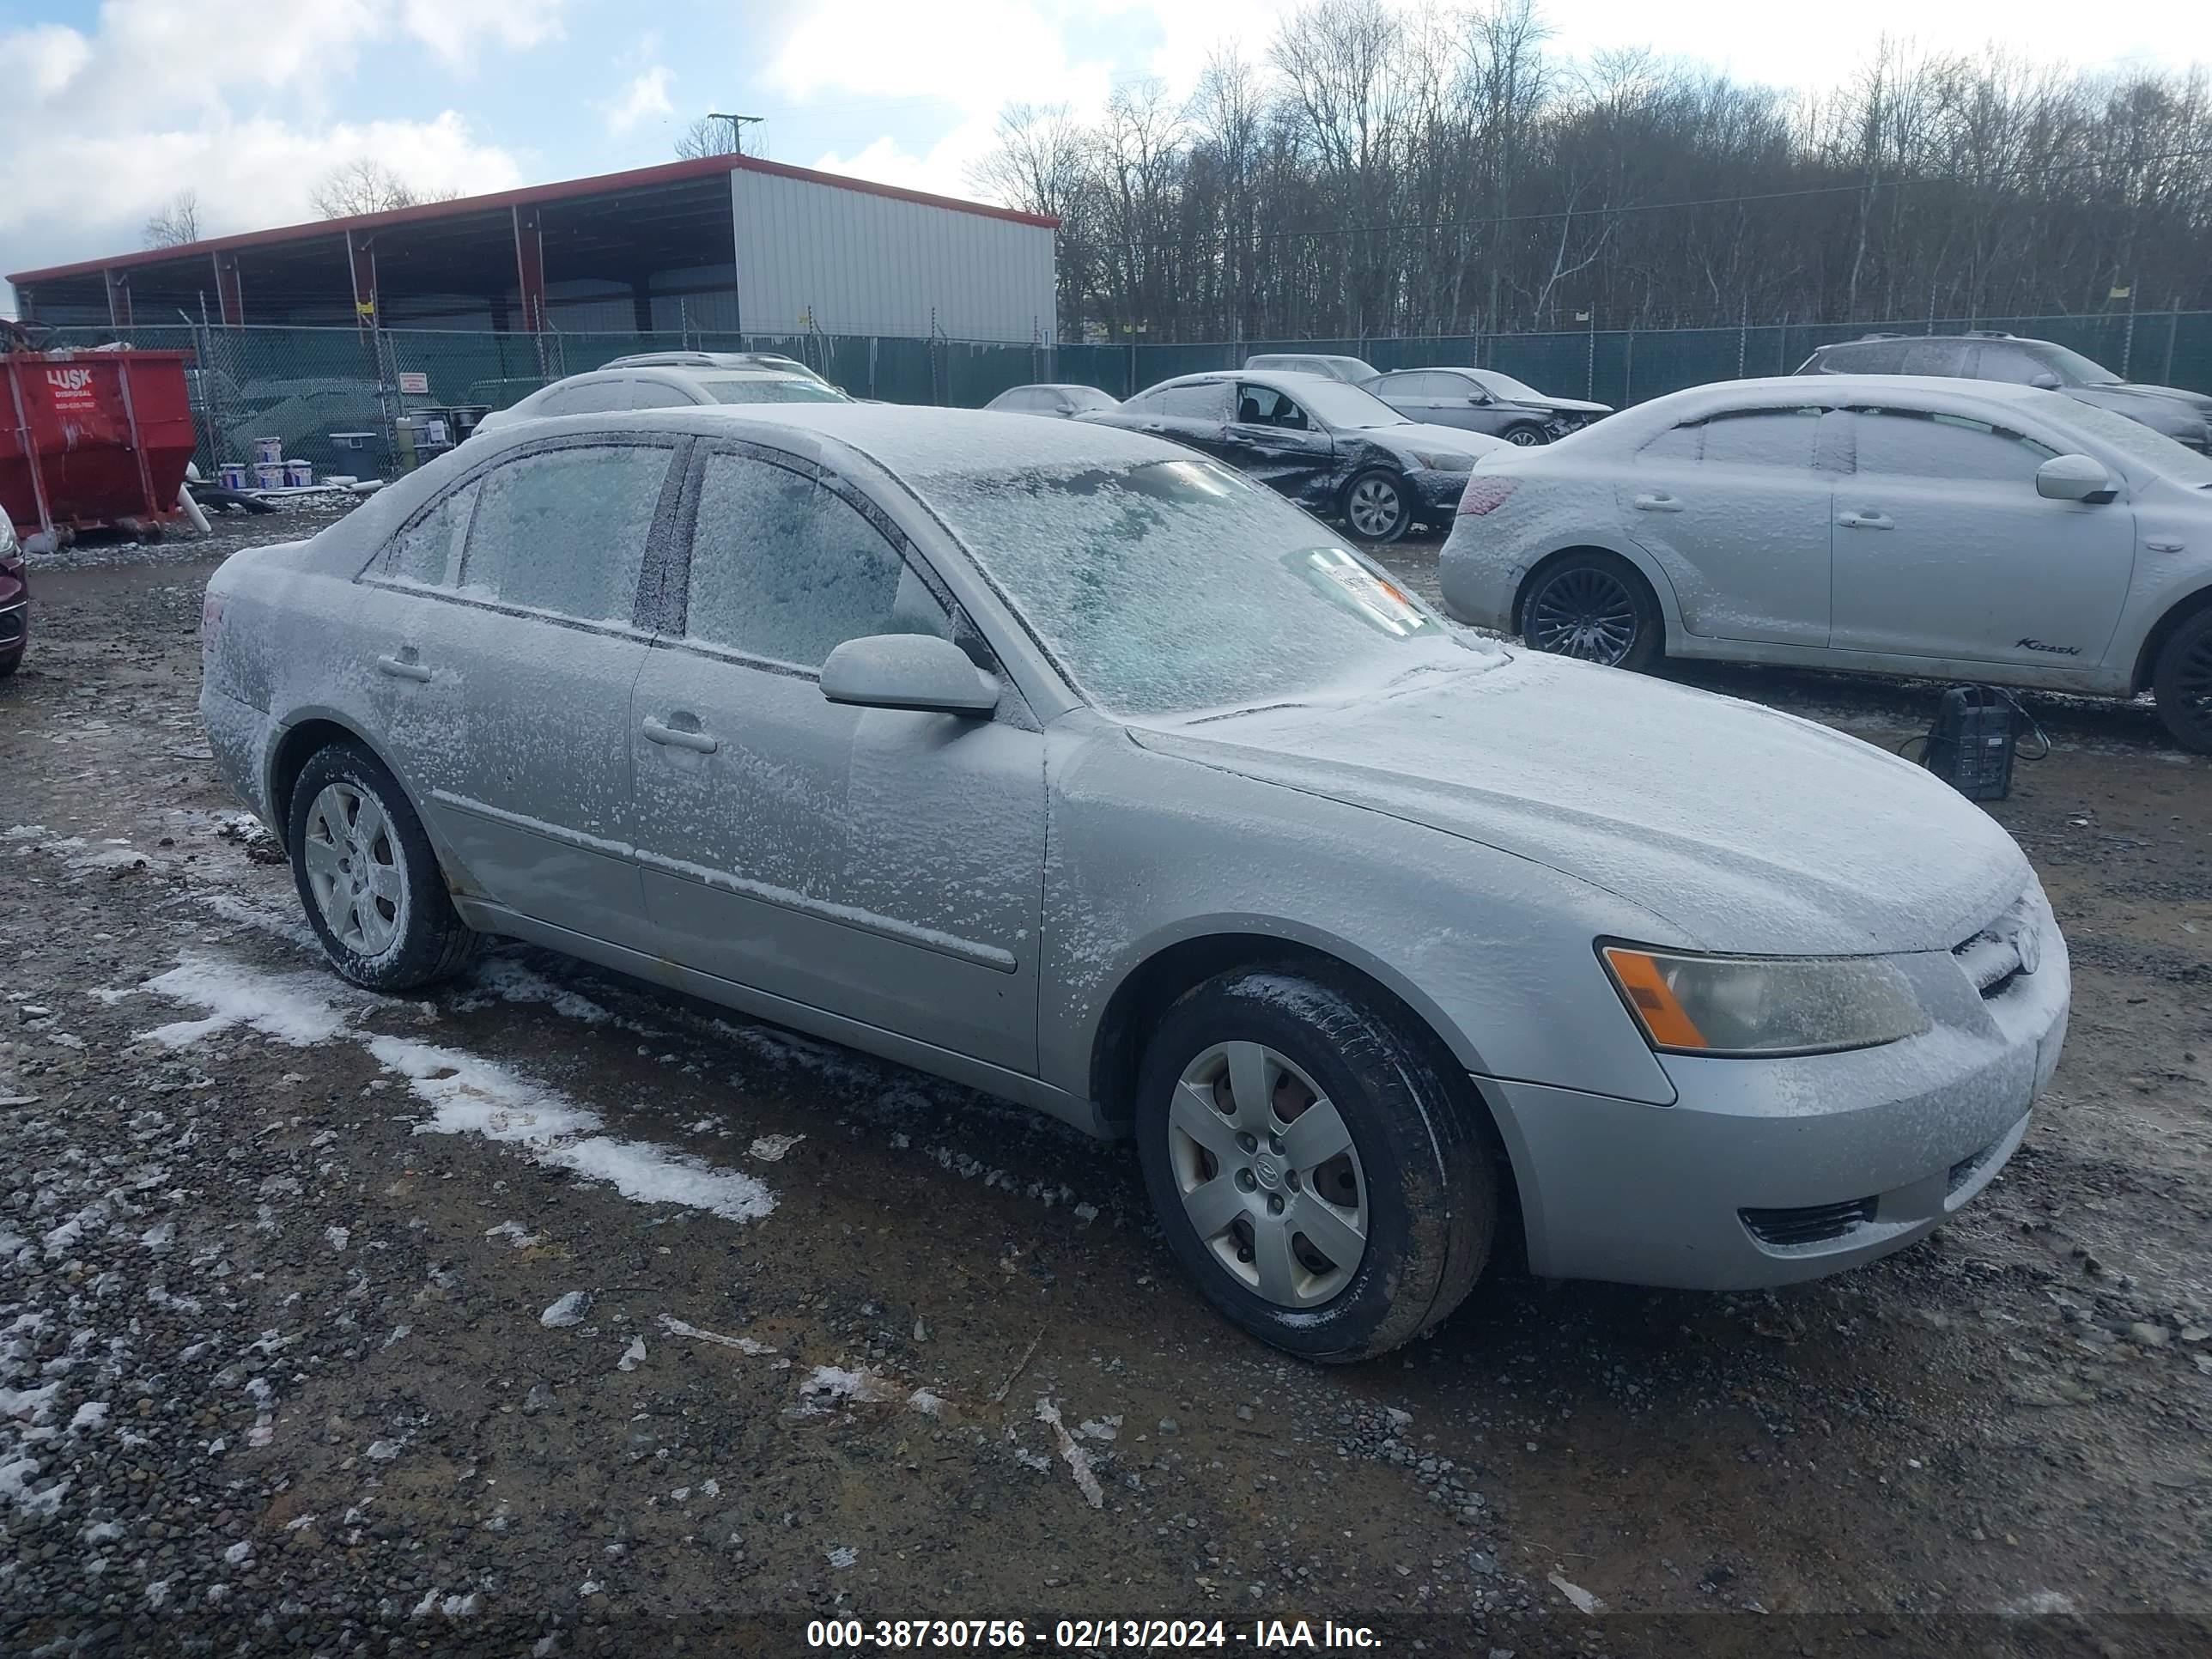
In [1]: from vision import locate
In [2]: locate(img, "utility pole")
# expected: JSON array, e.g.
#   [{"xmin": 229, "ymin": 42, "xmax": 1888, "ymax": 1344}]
[{"xmin": 708, "ymin": 113, "xmax": 763, "ymax": 155}]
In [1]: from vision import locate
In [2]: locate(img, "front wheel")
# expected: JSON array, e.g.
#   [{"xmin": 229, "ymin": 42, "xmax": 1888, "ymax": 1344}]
[
  {"xmin": 287, "ymin": 741, "xmax": 477, "ymax": 990},
  {"xmin": 1503, "ymin": 424, "xmax": 1547, "ymax": 447},
  {"xmin": 2151, "ymin": 606, "xmax": 2212, "ymax": 755},
  {"xmin": 1343, "ymin": 469, "xmax": 1413, "ymax": 544},
  {"xmin": 1519, "ymin": 551, "xmax": 1662, "ymax": 672},
  {"xmin": 1134, "ymin": 968, "xmax": 1496, "ymax": 1362}
]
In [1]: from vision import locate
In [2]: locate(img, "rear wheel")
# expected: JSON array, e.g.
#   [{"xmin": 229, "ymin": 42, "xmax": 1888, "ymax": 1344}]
[
  {"xmin": 287, "ymin": 741, "xmax": 477, "ymax": 990},
  {"xmin": 2151, "ymin": 606, "xmax": 2212, "ymax": 755},
  {"xmin": 1134, "ymin": 967, "xmax": 1495, "ymax": 1362},
  {"xmin": 1343, "ymin": 469, "xmax": 1413, "ymax": 543},
  {"xmin": 1520, "ymin": 551, "xmax": 1662, "ymax": 672},
  {"xmin": 1502, "ymin": 424, "xmax": 1547, "ymax": 447}
]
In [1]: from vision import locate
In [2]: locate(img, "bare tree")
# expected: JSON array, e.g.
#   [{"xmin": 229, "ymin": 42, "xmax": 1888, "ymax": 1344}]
[
  {"xmin": 674, "ymin": 118, "xmax": 744, "ymax": 160},
  {"xmin": 309, "ymin": 159, "xmax": 459, "ymax": 220},
  {"xmin": 142, "ymin": 189, "xmax": 202, "ymax": 248}
]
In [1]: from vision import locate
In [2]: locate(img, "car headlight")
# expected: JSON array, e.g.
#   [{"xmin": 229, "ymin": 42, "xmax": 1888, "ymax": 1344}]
[
  {"xmin": 1600, "ymin": 944, "xmax": 1929, "ymax": 1057},
  {"xmin": 0, "ymin": 519, "xmax": 16, "ymax": 556},
  {"xmin": 1409, "ymin": 449, "xmax": 1474, "ymax": 471}
]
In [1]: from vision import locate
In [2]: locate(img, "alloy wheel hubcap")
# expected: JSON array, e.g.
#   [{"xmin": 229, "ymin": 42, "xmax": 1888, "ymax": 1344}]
[
  {"xmin": 1349, "ymin": 479, "xmax": 1404, "ymax": 538},
  {"xmin": 1508, "ymin": 428, "xmax": 1541, "ymax": 446},
  {"xmin": 302, "ymin": 782, "xmax": 407, "ymax": 957},
  {"xmin": 1168, "ymin": 1041, "xmax": 1368, "ymax": 1308},
  {"xmin": 1527, "ymin": 568, "xmax": 1638, "ymax": 664}
]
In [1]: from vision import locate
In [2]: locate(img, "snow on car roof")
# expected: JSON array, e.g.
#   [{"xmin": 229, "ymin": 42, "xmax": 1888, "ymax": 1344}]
[{"xmin": 686, "ymin": 403, "xmax": 1177, "ymax": 474}]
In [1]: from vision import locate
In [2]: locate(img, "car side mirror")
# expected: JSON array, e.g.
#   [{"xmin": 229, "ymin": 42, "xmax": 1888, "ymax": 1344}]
[
  {"xmin": 820, "ymin": 634, "xmax": 999, "ymax": 716},
  {"xmin": 2034, "ymin": 453, "xmax": 2115, "ymax": 503},
  {"xmin": 2028, "ymin": 372, "xmax": 2063, "ymax": 391}
]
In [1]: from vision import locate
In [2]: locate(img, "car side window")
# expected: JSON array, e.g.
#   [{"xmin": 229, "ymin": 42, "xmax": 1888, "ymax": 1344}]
[
  {"xmin": 1970, "ymin": 344, "xmax": 2051, "ymax": 385},
  {"xmin": 1235, "ymin": 385, "xmax": 1310, "ymax": 429},
  {"xmin": 1699, "ymin": 409, "xmax": 1821, "ymax": 468},
  {"xmin": 534, "ymin": 380, "xmax": 629, "ymax": 417},
  {"xmin": 1384, "ymin": 372, "xmax": 1448, "ymax": 398},
  {"xmin": 1851, "ymin": 409, "xmax": 2057, "ymax": 483},
  {"xmin": 628, "ymin": 380, "xmax": 694, "ymax": 410},
  {"xmin": 387, "ymin": 480, "xmax": 480, "ymax": 586},
  {"xmin": 1819, "ymin": 342, "xmax": 1906, "ymax": 374},
  {"xmin": 1899, "ymin": 341, "xmax": 1970, "ymax": 377},
  {"xmin": 1151, "ymin": 383, "xmax": 1231, "ymax": 421},
  {"xmin": 458, "ymin": 445, "xmax": 670, "ymax": 621},
  {"xmin": 1638, "ymin": 423, "xmax": 1703, "ymax": 462},
  {"xmin": 684, "ymin": 452, "xmax": 951, "ymax": 669}
]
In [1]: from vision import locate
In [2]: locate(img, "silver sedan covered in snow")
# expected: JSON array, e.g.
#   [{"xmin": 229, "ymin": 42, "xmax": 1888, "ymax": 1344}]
[
  {"xmin": 1438, "ymin": 374, "xmax": 2212, "ymax": 752},
  {"xmin": 199, "ymin": 404, "xmax": 2069, "ymax": 1359}
]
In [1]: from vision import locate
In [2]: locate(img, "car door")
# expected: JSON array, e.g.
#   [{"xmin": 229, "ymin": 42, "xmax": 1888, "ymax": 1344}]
[
  {"xmin": 1121, "ymin": 381, "xmax": 1233, "ymax": 457},
  {"xmin": 1616, "ymin": 405, "xmax": 1837, "ymax": 647},
  {"xmin": 1827, "ymin": 405, "xmax": 2136, "ymax": 667},
  {"xmin": 629, "ymin": 444, "xmax": 1046, "ymax": 1073},
  {"xmin": 1372, "ymin": 371, "xmax": 1466, "ymax": 433},
  {"xmin": 363, "ymin": 436, "xmax": 678, "ymax": 945},
  {"xmin": 1227, "ymin": 383, "xmax": 1338, "ymax": 501}
]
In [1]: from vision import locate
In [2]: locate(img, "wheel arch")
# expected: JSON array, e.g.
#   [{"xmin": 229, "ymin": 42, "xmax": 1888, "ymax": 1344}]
[
  {"xmin": 1510, "ymin": 542, "xmax": 1675, "ymax": 642},
  {"xmin": 2130, "ymin": 583, "xmax": 2212, "ymax": 696},
  {"xmin": 264, "ymin": 711, "xmax": 415, "ymax": 834},
  {"xmin": 1086, "ymin": 929, "xmax": 1526, "ymax": 1244}
]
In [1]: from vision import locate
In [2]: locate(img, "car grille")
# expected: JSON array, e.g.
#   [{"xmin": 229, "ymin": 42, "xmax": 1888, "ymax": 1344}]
[
  {"xmin": 1740, "ymin": 1196, "xmax": 1878, "ymax": 1248},
  {"xmin": 1953, "ymin": 893, "xmax": 2037, "ymax": 999}
]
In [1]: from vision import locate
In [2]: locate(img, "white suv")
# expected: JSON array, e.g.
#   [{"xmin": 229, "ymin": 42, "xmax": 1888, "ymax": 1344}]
[{"xmin": 474, "ymin": 353, "xmax": 847, "ymax": 435}]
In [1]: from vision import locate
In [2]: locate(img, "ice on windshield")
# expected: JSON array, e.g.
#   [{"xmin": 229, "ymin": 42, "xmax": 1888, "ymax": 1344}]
[
  {"xmin": 702, "ymin": 378, "xmax": 848, "ymax": 404},
  {"xmin": 1472, "ymin": 369, "xmax": 1547, "ymax": 403},
  {"xmin": 907, "ymin": 455, "xmax": 1468, "ymax": 717},
  {"xmin": 1276, "ymin": 380, "xmax": 1409, "ymax": 429}
]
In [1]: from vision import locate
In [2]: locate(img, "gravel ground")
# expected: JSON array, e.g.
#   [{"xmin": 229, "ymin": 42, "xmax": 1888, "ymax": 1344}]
[{"xmin": 3, "ymin": 509, "xmax": 2209, "ymax": 1656}]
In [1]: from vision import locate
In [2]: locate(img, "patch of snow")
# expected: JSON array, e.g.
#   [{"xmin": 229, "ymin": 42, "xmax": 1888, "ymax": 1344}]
[
  {"xmin": 68, "ymin": 1401, "xmax": 109, "ymax": 1433},
  {"xmin": 483, "ymin": 1220, "xmax": 546, "ymax": 1248},
  {"xmin": 222, "ymin": 1540, "xmax": 252, "ymax": 1565},
  {"xmin": 325, "ymin": 1225, "xmax": 349, "ymax": 1251},
  {"xmin": 540, "ymin": 1292, "xmax": 592, "ymax": 1329},
  {"xmin": 746, "ymin": 1132, "xmax": 805, "ymax": 1162},
  {"xmin": 136, "ymin": 957, "xmax": 362, "ymax": 1048},
  {"xmin": 826, "ymin": 1545, "xmax": 858, "ymax": 1569},
  {"xmin": 1035, "ymin": 1399, "xmax": 1103, "ymax": 1509},
  {"xmin": 617, "ymin": 1337, "xmax": 647, "ymax": 1371}
]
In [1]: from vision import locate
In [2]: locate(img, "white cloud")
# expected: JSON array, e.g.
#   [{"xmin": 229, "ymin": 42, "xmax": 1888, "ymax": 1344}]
[
  {"xmin": 0, "ymin": 1, "xmax": 543, "ymax": 284},
  {"xmin": 604, "ymin": 65, "xmax": 675, "ymax": 137}
]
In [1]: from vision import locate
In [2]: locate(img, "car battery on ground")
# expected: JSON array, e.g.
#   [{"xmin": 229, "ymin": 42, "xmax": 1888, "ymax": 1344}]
[{"xmin": 1920, "ymin": 686, "xmax": 2023, "ymax": 801}]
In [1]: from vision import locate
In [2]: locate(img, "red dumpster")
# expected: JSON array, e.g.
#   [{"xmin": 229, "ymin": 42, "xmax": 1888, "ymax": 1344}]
[{"xmin": 2, "ymin": 349, "xmax": 198, "ymax": 546}]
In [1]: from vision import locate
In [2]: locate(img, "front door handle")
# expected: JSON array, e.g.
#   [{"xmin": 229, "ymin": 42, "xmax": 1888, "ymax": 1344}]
[
  {"xmin": 1837, "ymin": 511, "xmax": 1895, "ymax": 530},
  {"xmin": 641, "ymin": 714, "xmax": 718, "ymax": 754},
  {"xmin": 375, "ymin": 653, "xmax": 433, "ymax": 682},
  {"xmin": 1632, "ymin": 492, "xmax": 1681, "ymax": 512}
]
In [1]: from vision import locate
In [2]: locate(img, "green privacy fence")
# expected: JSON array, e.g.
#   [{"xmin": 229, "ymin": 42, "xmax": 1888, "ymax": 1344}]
[{"xmin": 41, "ymin": 312, "xmax": 2212, "ymax": 481}]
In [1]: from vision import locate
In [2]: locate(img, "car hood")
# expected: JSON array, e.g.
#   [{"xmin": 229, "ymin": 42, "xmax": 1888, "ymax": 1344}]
[
  {"xmin": 2069, "ymin": 385, "xmax": 2209, "ymax": 431},
  {"xmin": 1129, "ymin": 651, "xmax": 2029, "ymax": 957},
  {"xmin": 1517, "ymin": 395, "xmax": 1613, "ymax": 416},
  {"xmin": 1364, "ymin": 423, "xmax": 1508, "ymax": 464},
  {"xmin": 2113, "ymin": 381, "xmax": 2212, "ymax": 416}
]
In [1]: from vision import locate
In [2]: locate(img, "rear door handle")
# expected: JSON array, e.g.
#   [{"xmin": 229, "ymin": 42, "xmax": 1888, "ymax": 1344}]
[
  {"xmin": 1632, "ymin": 493, "xmax": 1681, "ymax": 512},
  {"xmin": 375, "ymin": 653, "xmax": 433, "ymax": 682},
  {"xmin": 1837, "ymin": 511, "xmax": 1895, "ymax": 530},
  {"xmin": 641, "ymin": 714, "xmax": 718, "ymax": 754}
]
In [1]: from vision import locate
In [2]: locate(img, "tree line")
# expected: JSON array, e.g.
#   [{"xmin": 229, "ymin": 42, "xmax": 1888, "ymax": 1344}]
[{"xmin": 966, "ymin": 0, "xmax": 2212, "ymax": 343}]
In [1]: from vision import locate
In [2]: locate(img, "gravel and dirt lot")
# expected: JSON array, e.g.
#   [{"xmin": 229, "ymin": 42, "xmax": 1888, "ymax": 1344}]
[{"xmin": 3, "ymin": 510, "xmax": 2209, "ymax": 1656}]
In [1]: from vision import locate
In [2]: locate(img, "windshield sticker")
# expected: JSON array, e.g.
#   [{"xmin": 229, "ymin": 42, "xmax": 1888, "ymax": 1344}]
[{"xmin": 1292, "ymin": 547, "xmax": 1434, "ymax": 637}]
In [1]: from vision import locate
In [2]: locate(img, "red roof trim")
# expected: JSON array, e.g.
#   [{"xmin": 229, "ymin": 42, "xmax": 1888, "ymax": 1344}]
[{"xmin": 8, "ymin": 153, "xmax": 1057, "ymax": 286}]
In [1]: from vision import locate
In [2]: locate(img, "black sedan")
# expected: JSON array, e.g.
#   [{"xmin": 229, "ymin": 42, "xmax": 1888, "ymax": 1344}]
[
  {"xmin": 1078, "ymin": 371, "xmax": 1505, "ymax": 542},
  {"xmin": 1362, "ymin": 367, "xmax": 1613, "ymax": 446}
]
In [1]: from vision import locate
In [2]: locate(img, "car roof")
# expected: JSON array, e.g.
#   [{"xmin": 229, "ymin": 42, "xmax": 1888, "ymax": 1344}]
[{"xmin": 1811, "ymin": 331, "xmax": 2059, "ymax": 350}]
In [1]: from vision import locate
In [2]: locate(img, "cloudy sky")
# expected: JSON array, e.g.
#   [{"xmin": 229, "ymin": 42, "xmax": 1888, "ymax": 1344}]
[{"xmin": 3, "ymin": 0, "xmax": 2206, "ymax": 308}]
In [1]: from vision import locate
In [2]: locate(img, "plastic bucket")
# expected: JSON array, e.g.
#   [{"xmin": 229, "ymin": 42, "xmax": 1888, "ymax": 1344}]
[
  {"xmin": 253, "ymin": 463, "xmax": 285, "ymax": 490},
  {"xmin": 217, "ymin": 463, "xmax": 248, "ymax": 490},
  {"xmin": 252, "ymin": 436, "xmax": 283, "ymax": 466},
  {"xmin": 284, "ymin": 460, "xmax": 314, "ymax": 487}
]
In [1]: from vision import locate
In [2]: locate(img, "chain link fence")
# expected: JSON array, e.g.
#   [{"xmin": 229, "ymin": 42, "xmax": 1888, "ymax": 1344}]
[{"xmin": 40, "ymin": 312, "xmax": 2212, "ymax": 483}]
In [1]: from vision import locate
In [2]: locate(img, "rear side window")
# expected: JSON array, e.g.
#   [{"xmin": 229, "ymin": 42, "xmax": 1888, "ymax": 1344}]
[
  {"xmin": 1815, "ymin": 342, "xmax": 1907, "ymax": 374},
  {"xmin": 388, "ymin": 480, "xmax": 479, "ymax": 586},
  {"xmin": 1851, "ymin": 410, "xmax": 2057, "ymax": 483},
  {"xmin": 684, "ymin": 452, "xmax": 951, "ymax": 668},
  {"xmin": 627, "ymin": 380, "xmax": 695, "ymax": 410},
  {"xmin": 1699, "ymin": 409, "xmax": 1821, "ymax": 468},
  {"xmin": 459, "ymin": 445, "xmax": 671, "ymax": 621},
  {"xmin": 533, "ymin": 380, "xmax": 629, "ymax": 416},
  {"xmin": 1146, "ymin": 383, "xmax": 1231, "ymax": 420},
  {"xmin": 1235, "ymin": 385, "xmax": 1310, "ymax": 428},
  {"xmin": 1900, "ymin": 341, "xmax": 1971, "ymax": 377},
  {"xmin": 1638, "ymin": 424, "xmax": 1704, "ymax": 462}
]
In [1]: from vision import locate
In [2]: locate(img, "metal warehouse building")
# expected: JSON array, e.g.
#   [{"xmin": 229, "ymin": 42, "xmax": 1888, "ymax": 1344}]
[{"xmin": 8, "ymin": 154, "xmax": 1057, "ymax": 344}]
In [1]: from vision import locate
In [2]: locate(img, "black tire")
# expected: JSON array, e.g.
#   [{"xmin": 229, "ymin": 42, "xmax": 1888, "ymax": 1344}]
[
  {"xmin": 1342, "ymin": 468, "xmax": 1413, "ymax": 544},
  {"xmin": 1502, "ymin": 423, "xmax": 1547, "ymax": 447},
  {"xmin": 286, "ymin": 740, "xmax": 477, "ymax": 991},
  {"xmin": 2150, "ymin": 606, "xmax": 2212, "ymax": 756},
  {"xmin": 1518, "ymin": 550, "xmax": 1662, "ymax": 672},
  {"xmin": 0, "ymin": 653, "xmax": 18, "ymax": 680},
  {"xmin": 1134, "ymin": 967, "xmax": 1496, "ymax": 1363}
]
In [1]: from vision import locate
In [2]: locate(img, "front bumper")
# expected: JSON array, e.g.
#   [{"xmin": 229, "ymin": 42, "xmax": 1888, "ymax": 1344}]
[
  {"xmin": 1405, "ymin": 467, "xmax": 1470, "ymax": 519},
  {"xmin": 1481, "ymin": 889, "xmax": 2070, "ymax": 1289},
  {"xmin": 0, "ymin": 598, "xmax": 25, "ymax": 664}
]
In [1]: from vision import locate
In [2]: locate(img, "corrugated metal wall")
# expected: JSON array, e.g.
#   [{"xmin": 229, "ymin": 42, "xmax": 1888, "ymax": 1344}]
[{"xmin": 729, "ymin": 170, "xmax": 1054, "ymax": 343}]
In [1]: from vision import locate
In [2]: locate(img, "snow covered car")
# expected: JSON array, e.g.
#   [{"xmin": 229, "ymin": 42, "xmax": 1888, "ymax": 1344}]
[
  {"xmin": 199, "ymin": 405, "xmax": 2069, "ymax": 1360},
  {"xmin": 0, "ymin": 517, "xmax": 25, "ymax": 677},
  {"xmin": 471, "ymin": 357, "xmax": 848, "ymax": 438},
  {"xmin": 1079, "ymin": 370, "xmax": 1508, "ymax": 542},
  {"xmin": 1440, "ymin": 374, "xmax": 2212, "ymax": 753},
  {"xmin": 982, "ymin": 384, "xmax": 1120, "ymax": 419}
]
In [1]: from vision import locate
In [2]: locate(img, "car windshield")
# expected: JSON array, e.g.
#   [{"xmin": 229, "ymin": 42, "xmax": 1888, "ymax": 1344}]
[
  {"xmin": 2034, "ymin": 343, "xmax": 2121, "ymax": 386},
  {"xmin": 1470, "ymin": 369, "xmax": 1547, "ymax": 402},
  {"xmin": 700, "ymin": 377, "xmax": 848, "ymax": 404},
  {"xmin": 1064, "ymin": 387, "xmax": 1117, "ymax": 411},
  {"xmin": 2045, "ymin": 394, "xmax": 2212, "ymax": 484},
  {"xmin": 1278, "ymin": 380, "xmax": 1410, "ymax": 430},
  {"xmin": 908, "ymin": 454, "xmax": 1472, "ymax": 717}
]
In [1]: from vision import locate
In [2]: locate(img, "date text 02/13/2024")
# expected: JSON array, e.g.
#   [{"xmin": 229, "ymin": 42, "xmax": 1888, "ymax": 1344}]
[{"xmin": 805, "ymin": 1619, "xmax": 1385, "ymax": 1650}]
